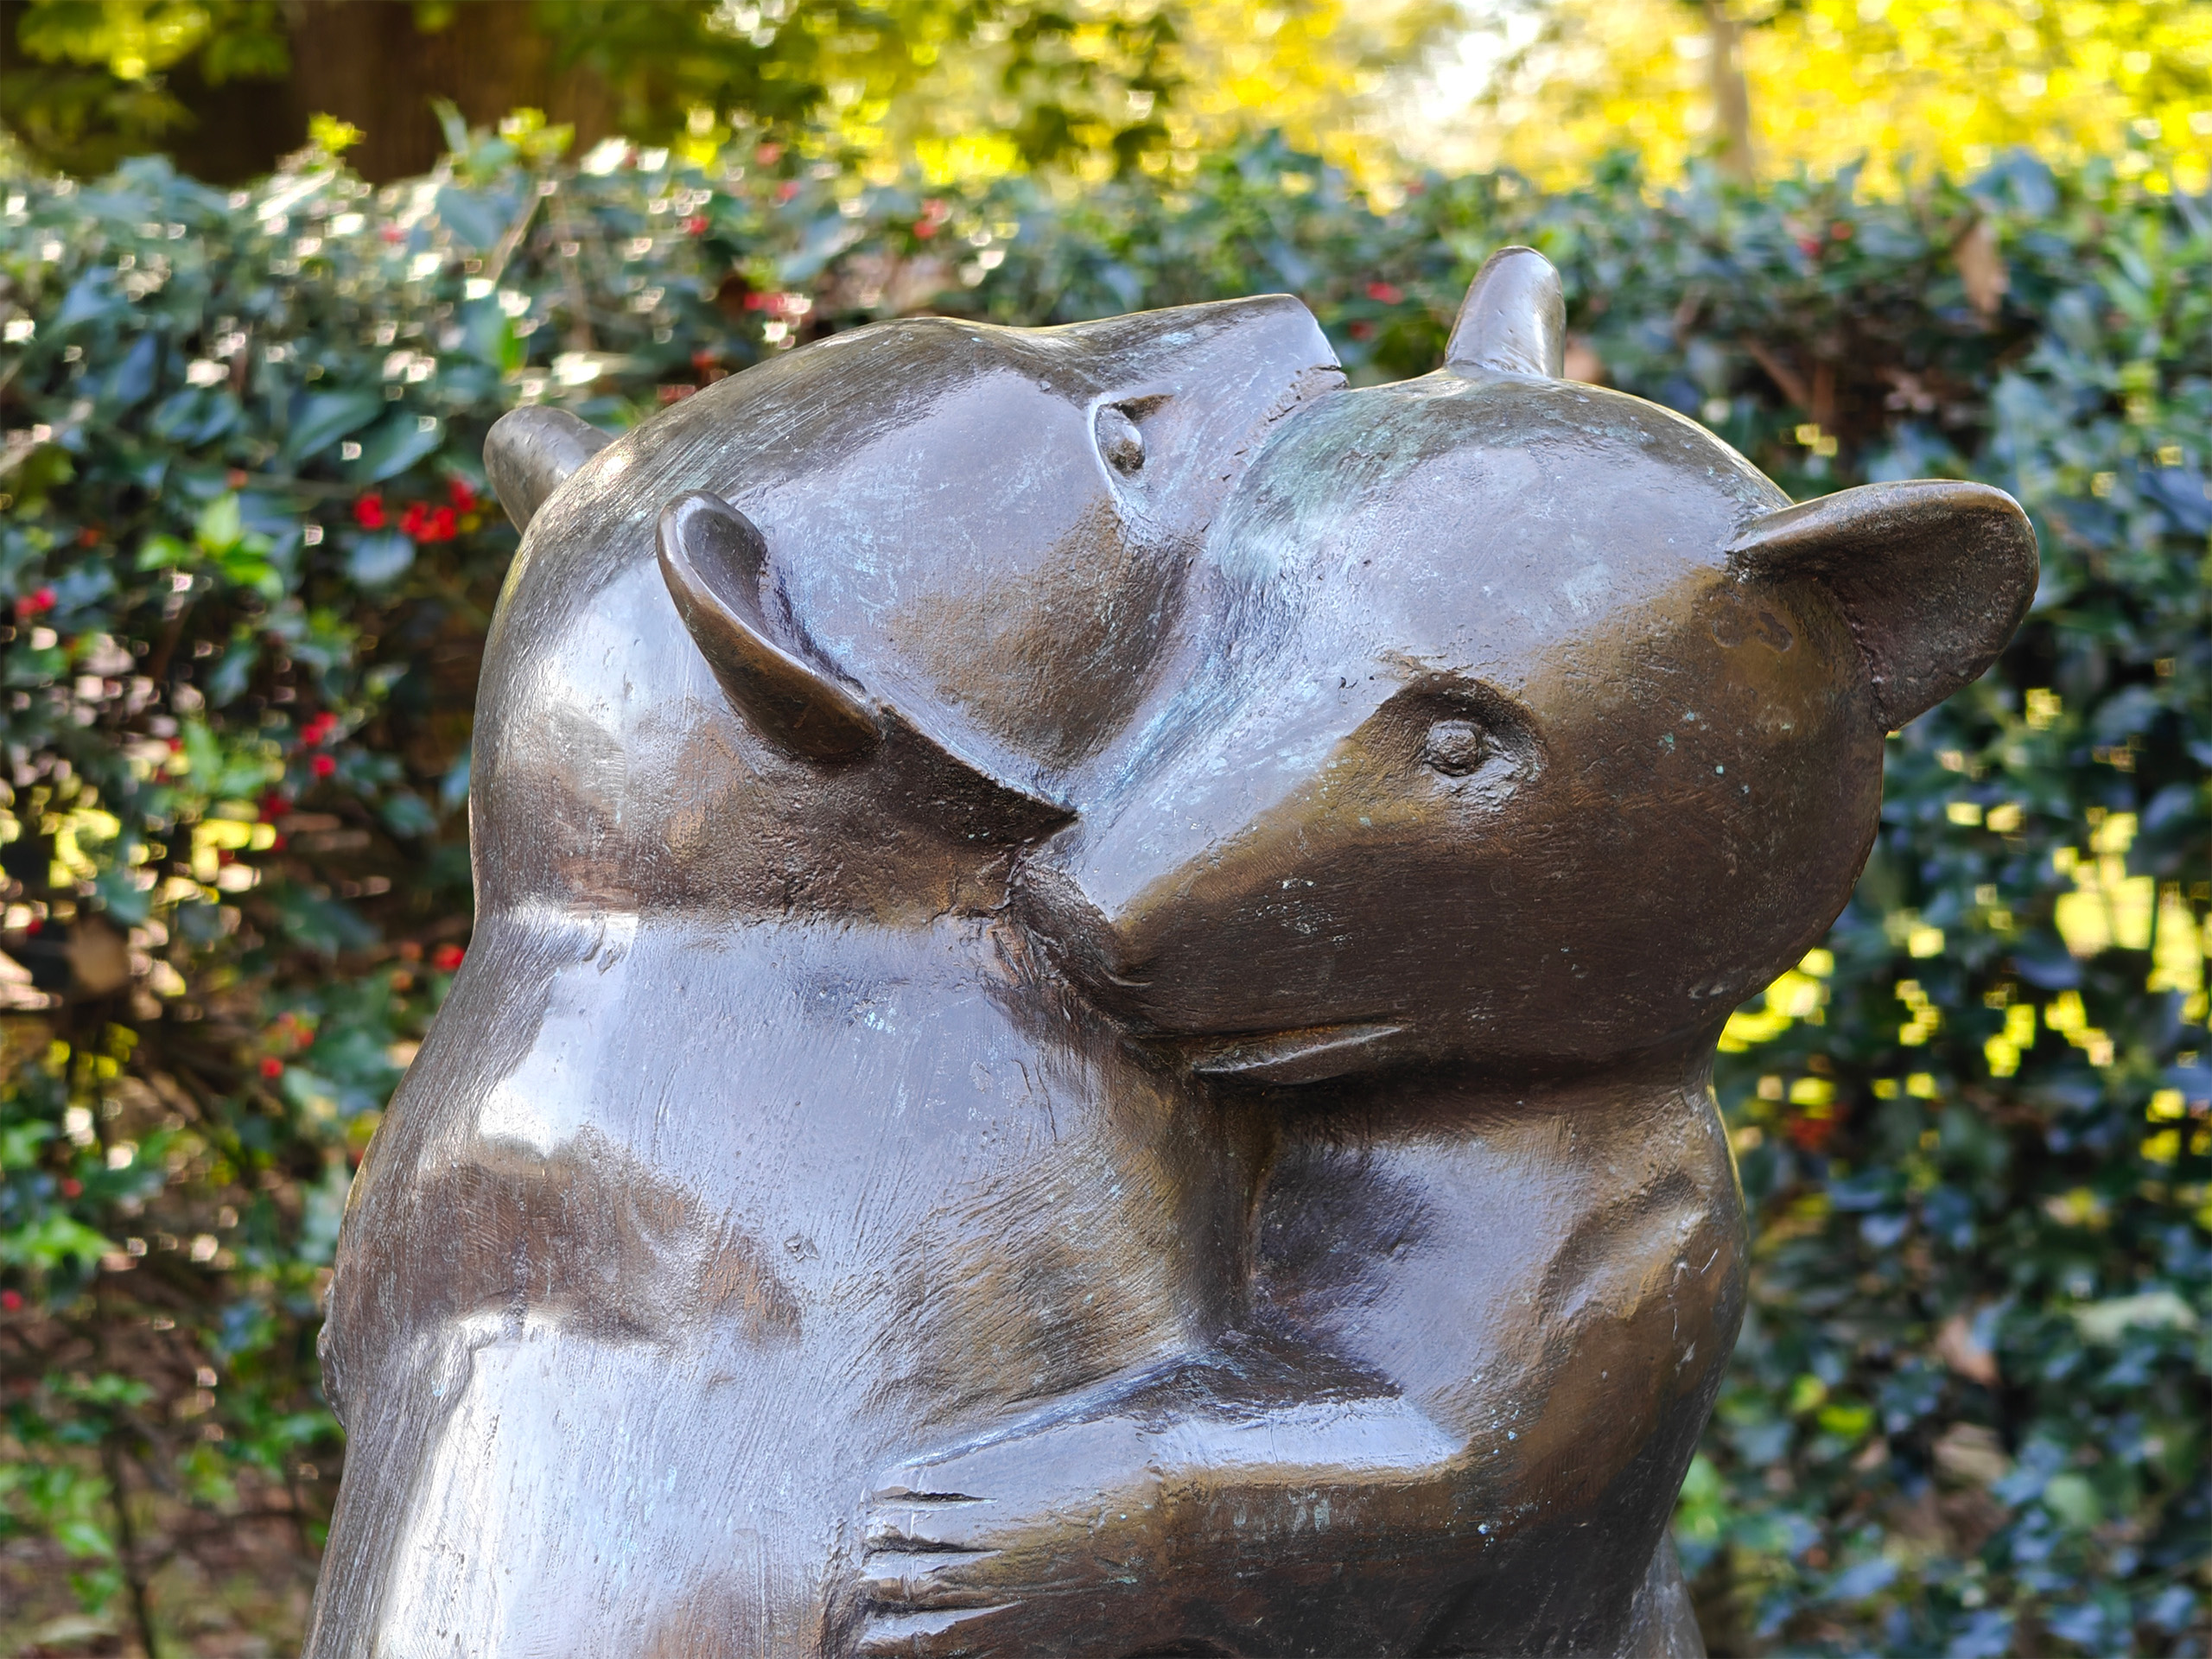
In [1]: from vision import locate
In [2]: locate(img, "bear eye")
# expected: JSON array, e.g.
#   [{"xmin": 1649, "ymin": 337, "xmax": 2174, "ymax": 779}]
[
  {"xmin": 1096, "ymin": 404, "xmax": 1145, "ymax": 475},
  {"xmin": 1421, "ymin": 719, "xmax": 1490, "ymax": 777}
]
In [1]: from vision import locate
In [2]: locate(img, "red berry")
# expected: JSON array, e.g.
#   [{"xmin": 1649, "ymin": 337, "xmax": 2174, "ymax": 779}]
[
  {"xmin": 259, "ymin": 1056, "xmax": 284, "ymax": 1078},
  {"xmin": 1365, "ymin": 282, "xmax": 1403, "ymax": 305},
  {"xmin": 354, "ymin": 494, "xmax": 386, "ymax": 530},
  {"xmin": 777, "ymin": 181, "xmax": 800, "ymax": 203},
  {"xmin": 60, "ymin": 1178, "xmax": 81, "ymax": 1197},
  {"xmin": 310, "ymin": 753, "xmax": 337, "ymax": 778},
  {"xmin": 1787, "ymin": 1113, "xmax": 1840, "ymax": 1152},
  {"xmin": 1, "ymin": 1289, "xmax": 21, "ymax": 1312},
  {"xmin": 433, "ymin": 943, "xmax": 466, "ymax": 973},
  {"xmin": 448, "ymin": 479, "xmax": 477, "ymax": 512},
  {"xmin": 20, "ymin": 587, "xmax": 55, "ymax": 615},
  {"xmin": 427, "ymin": 505, "xmax": 456, "ymax": 543},
  {"xmin": 684, "ymin": 215, "xmax": 709, "ymax": 235}
]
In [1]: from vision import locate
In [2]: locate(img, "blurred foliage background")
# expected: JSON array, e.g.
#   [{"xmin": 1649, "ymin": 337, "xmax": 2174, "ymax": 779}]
[
  {"xmin": 4, "ymin": 0, "xmax": 2210, "ymax": 189},
  {"xmin": 0, "ymin": 3, "xmax": 2208, "ymax": 1656},
  {"xmin": 1463, "ymin": 0, "xmax": 2212, "ymax": 190},
  {"xmin": 0, "ymin": 0, "xmax": 1455, "ymax": 186}
]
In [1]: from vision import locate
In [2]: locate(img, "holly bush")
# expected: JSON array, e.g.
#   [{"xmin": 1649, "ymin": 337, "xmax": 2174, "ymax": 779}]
[{"xmin": 0, "ymin": 118, "xmax": 2205, "ymax": 1654}]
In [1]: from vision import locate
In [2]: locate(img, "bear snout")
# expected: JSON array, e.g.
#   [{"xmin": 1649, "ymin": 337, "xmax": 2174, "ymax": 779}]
[{"xmin": 1010, "ymin": 855, "xmax": 1156, "ymax": 1003}]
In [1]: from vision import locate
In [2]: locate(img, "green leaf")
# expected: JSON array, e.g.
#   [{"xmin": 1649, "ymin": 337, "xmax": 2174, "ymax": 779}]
[
  {"xmin": 52, "ymin": 1517, "xmax": 118, "ymax": 1561},
  {"xmin": 213, "ymin": 532, "xmax": 284, "ymax": 601},
  {"xmin": 268, "ymin": 887, "xmax": 377, "ymax": 957},
  {"xmin": 203, "ymin": 639, "xmax": 259, "ymax": 706},
  {"xmin": 100, "ymin": 333, "xmax": 160, "ymax": 410},
  {"xmin": 134, "ymin": 531, "xmax": 192, "ymax": 570},
  {"xmin": 0, "ymin": 1119, "xmax": 55, "ymax": 1167},
  {"xmin": 346, "ymin": 530, "xmax": 416, "ymax": 586},
  {"xmin": 435, "ymin": 183, "xmax": 507, "ymax": 251},
  {"xmin": 194, "ymin": 492, "xmax": 243, "ymax": 554},
  {"xmin": 1, "ymin": 1213, "xmax": 113, "ymax": 1270},
  {"xmin": 92, "ymin": 864, "xmax": 153, "ymax": 926},
  {"xmin": 346, "ymin": 409, "xmax": 444, "ymax": 484},
  {"xmin": 379, "ymin": 790, "xmax": 437, "ymax": 838},
  {"xmin": 283, "ymin": 389, "xmax": 385, "ymax": 464},
  {"xmin": 149, "ymin": 387, "xmax": 240, "ymax": 445},
  {"xmin": 299, "ymin": 1160, "xmax": 354, "ymax": 1265},
  {"xmin": 53, "ymin": 269, "xmax": 124, "ymax": 330}
]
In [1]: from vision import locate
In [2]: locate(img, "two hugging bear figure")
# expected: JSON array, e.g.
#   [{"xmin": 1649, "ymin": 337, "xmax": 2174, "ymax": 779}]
[{"xmin": 307, "ymin": 250, "xmax": 2034, "ymax": 1658}]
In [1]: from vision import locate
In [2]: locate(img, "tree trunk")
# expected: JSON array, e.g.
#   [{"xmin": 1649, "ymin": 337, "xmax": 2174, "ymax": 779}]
[
  {"xmin": 168, "ymin": 2, "xmax": 615, "ymax": 181},
  {"xmin": 100, "ymin": 1435, "xmax": 161, "ymax": 1659},
  {"xmin": 1703, "ymin": 0, "xmax": 1754, "ymax": 181},
  {"xmin": 284, "ymin": 1, "xmax": 613, "ymax": 180}
]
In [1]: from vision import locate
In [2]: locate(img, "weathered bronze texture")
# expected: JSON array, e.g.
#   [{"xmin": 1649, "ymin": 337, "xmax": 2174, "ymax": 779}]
[{"xmin": 304, "ymin": 249, "xmax": 2037, "ymax": 1657}]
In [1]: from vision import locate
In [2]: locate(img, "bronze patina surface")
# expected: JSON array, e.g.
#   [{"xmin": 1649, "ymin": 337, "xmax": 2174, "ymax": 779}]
[{"xmin": 304, "ymin": 250, "xmax": 2037, "ymax": 1657}]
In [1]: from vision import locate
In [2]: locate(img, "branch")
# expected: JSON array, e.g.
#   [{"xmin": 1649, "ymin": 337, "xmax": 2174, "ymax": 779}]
[{"xmin": 1742, "ymin": 335, "xmax": 1813, "ymax": 410}]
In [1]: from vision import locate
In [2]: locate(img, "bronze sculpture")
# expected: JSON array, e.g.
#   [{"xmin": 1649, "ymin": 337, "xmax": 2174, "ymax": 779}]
[{"xmin": 303, "ymin": 249, "xmax": 2037, "ymax": 1657}]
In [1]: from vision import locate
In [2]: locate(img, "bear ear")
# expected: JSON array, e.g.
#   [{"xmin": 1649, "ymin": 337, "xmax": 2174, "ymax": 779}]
[
  {"xmin": 1446, "ymin": 246, "xmax": 1565, "ymax": 378},
  {"xmin": 658, "ymin": 492, "xmax": 883, "ymax": 762},
  {"xmin": 484, "ymin": 407, "xmax": 613, "ymax": 531},
  {"xmin": 1728, "ymin": 480, "xmax": 2038, "ymax": 731}
]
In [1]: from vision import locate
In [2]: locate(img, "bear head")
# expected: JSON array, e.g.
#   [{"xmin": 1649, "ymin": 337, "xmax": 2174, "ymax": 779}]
[
  {"xmin": 1014, "ymin": 250, "xmax": 2037, "ymax": 1080},
  {"xmin": 472, "ymin": 296, "xmax": 1338, "ymax": 917}
]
